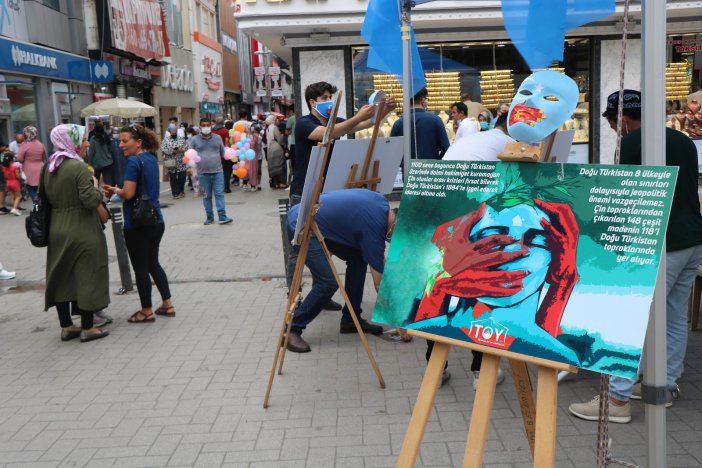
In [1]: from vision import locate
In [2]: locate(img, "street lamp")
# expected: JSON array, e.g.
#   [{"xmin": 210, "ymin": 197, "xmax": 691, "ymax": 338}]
[{"xmin": 254, "ymin": 50, "xmax": 272, "ymax": 113}]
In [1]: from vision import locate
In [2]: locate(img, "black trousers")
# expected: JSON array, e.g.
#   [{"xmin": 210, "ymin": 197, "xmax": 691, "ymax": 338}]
[
  {"xmin": 169, "ymin": 171, "xmax": 186, "ymax": 196},
  {"xmin": 124, "ymin": 223, "xmax": 171, "ymax": 308},
  {"xmin": 426, "ymin": 340, "xmax": 483, "ymax": 372},
  {"xmin": 56, "ymin": 302, "xmax": 94, "ymax": 329},
  {"xmin": 222, "ymin": 159, "xmax": 234, "ymax": 191}
]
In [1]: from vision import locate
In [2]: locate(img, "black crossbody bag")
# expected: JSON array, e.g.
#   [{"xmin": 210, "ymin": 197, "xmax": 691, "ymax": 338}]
[
  {"xmin": 25, "ymin": 165, "xmax": 51, "ymax": 247},
  {"xmin": 131, "ymin": 156, "xmax": 159, "ymax": 228}
]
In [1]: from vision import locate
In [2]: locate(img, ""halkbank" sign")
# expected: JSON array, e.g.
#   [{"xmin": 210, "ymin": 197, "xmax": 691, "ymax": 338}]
[{"xmin": 0, "ymin": 36, "xmax": 112, "ymax": 83}]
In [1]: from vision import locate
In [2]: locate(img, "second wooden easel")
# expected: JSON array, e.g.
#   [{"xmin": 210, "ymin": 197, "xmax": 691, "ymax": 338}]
[
  {"xmin": 264, "ymin": 92, "xmax": 385, "ymax": 408},
  {"xmin": 396, "ymin": 330, "xmax": 576, "ymax": 467},
  {"xmin": 345, "ymin": 101, "xmax": 386, "ymax": 191}
]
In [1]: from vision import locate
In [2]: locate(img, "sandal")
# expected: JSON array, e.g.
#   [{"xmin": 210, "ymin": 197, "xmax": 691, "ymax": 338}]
[
  {"xmin": 155, "ymin": 306, "xmax": 176, "ymax": 317},
  {"xmin": 128, "ymin": 310, "xmax": 155, "ymax": 323}
]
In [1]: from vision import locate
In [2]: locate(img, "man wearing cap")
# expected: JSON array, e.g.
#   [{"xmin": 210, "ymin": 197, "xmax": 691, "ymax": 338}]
[{"xmin": 569, "ymin": 89, "xmax": 702, "ymax": 423}]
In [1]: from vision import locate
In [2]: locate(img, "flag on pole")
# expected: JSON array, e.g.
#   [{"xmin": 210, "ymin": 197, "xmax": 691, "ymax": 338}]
[
  {"xmin": 361, "ymin": 0, "xmax": 426, "ymax": 96},
  {"xmin": 502, "ymin": 0, "xmax": 615, "ymax": 70}
]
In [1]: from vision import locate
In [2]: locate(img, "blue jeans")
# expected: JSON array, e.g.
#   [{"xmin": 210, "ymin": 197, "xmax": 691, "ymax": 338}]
[
  {"xmin": 610, "ymin": 244, "xmax": 702, "ymax": 401},
  {"xmin": 289, "ymin": 238, "xmax": 368, "ymax": 334},
  {"xmin": 199, "ymin": 172, "xmax": 227, "ymax": 221}
]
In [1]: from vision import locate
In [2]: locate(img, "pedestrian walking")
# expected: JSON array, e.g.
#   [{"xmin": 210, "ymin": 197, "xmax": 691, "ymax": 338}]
[
  {"xmin": 16, "ymin": 126, "xmax": 46, "ymax": 204},
  {"xmin": 87, "ymin": 123, "xmax": 114, "ymax": 185},
  {"xmin": 1, "ymin": 152, "xmax": 22, "ymax": 216},
  {"xmin": 188, "ymin": 117, "xmax": 232, "ymax": 225},
  {"xmin": 161, "ymin": 124, "xmax": 187, "ymax": 198},
  {"xmin": 102, "ymin": 123, "xmax": 176, "ymax": 323},
  {"xmin": 265, "ymin": 114, "xmax": 288, "ymax": 189},
  {"xmin": 43, "ymin": 124, "xmax": 109, "ymax": 343}
]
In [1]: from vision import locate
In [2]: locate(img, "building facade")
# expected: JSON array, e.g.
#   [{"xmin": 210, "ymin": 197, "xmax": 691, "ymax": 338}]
[{"xmin": 235, "ymin": 0, "xmax": 702, "ymax": 163}]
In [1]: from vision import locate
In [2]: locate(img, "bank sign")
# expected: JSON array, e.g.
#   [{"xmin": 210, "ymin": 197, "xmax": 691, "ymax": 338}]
[{"xmin": 0, "ymin": 37, "xmax": 113, "ymax": 83}]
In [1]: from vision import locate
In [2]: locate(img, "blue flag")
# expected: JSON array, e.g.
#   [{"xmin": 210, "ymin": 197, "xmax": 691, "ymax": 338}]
[
  {"xmin": 502, "ymin": 0, "xmax": 615, "ymax": 70},
  {"xmin": 361, "ymin": 0, "xmax": 426, "ymax": 96}
]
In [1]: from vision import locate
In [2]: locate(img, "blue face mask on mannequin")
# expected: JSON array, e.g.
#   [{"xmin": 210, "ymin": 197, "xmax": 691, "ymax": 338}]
[
  {"xmin": 507, "ymin": 70, "xmax": 579, "ymax": 143},
  {"xmin": 315, "ymin": 100, "xmax": 334, "ymax": 118}
]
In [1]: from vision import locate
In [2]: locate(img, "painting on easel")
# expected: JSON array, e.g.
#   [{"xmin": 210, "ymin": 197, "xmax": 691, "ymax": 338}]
[{"xmin": 373, "ymin": 159, "xmax": 678, "ymax": 379}]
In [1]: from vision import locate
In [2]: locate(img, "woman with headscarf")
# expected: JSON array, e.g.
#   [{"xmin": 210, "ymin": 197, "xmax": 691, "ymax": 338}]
[
  {"xmin": 43, "ymin": 124, "xmax": 109, "ymax": 342},
  {"xmin": 265, "ymin": 115, "xmax": 287, "ymax": 189},
  {"xmin": 16, "ymin": 126, "xmax": 46, "ymax": 204},
  {"xmin": 87, "ymin": 122, "xmax": 114, "ymax": 185}
]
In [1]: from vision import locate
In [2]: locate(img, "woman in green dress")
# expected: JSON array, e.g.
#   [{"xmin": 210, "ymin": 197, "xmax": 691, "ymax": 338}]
[{"xmin": 44, "ymin": 124, "xmax": 109, "ymax": 343}]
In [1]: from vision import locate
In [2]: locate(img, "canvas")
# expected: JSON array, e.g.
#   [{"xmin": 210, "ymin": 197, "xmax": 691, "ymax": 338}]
[{"xmin": 373, "ymin": 160, "xmax": 677, "ymax": 378}]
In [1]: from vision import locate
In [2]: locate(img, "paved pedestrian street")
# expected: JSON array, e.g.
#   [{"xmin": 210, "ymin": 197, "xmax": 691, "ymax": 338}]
[{"xmin": 2, "ymin": 183, "xmax": 702, "ymax": 467}]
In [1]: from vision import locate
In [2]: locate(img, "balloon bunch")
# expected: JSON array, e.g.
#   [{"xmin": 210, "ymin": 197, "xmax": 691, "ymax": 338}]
[
  {"xmin": 182, "ymin": 149, "xmax": 201, "ymax": 168},
  {"xmin": 225, "ymin": 126, "xmax": 256, "ymax": 164}
]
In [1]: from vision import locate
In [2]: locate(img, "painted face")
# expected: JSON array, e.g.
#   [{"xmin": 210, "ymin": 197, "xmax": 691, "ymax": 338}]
[
  {"xmin": 469, "ymin": 204, "xmax": 552, "ymax": 308},
  {"xmin": 507, "ymin": 71, "xmax": 579, "ymax": 143},
  {"xmin": 119, "ymin": 131, "xmax": 142, "ymax": 156}
]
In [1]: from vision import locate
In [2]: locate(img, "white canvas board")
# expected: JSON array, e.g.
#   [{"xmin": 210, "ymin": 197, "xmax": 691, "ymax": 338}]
[
  {"xmin": 323, "ymin": 136, "xmax": 404, "ymax": 195},
  {"xmin": 293, "ymin": 146, "xmax": 325, "ymax": 245},
  {"xmin": 543, "ymin": 130, "xmax": 575, "ymax": 163}
]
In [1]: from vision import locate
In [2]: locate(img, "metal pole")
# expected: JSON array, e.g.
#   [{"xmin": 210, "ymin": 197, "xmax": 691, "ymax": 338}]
[
  {"xmin": 401, "ymin": 1, "xmax": 412, "ymax": 183},
  {"xmin": 641, "ymin": 1, "xmax": 667, "ymax": 467},
  {"xmin": 108, "ymin": 206, "xmax": 134, "ymax": 294}
]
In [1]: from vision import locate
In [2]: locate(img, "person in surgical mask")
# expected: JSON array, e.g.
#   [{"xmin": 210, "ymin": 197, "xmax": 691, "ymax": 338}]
[
  {"xmin": 187, "ymin": 117, "xmax": 232, "ymax": 225},
  {"xmin": 289, "ymin": 81, "xmax": 396, "ymax": 207}
]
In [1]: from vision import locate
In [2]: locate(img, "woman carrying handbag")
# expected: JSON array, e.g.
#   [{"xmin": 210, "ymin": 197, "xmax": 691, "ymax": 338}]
[
  {"xmin": 103, "ymin": 124, "xmax": 176, "ymax": 323},
  {"xmin": 265, "ymin": 115, "xmax": 288, "ymax": 189}
]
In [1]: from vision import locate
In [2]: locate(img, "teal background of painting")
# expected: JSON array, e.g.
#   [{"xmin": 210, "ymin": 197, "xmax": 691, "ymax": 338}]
[{"xmin": 373, "ymin": 160, "xmax": 677, "ymax": 332}]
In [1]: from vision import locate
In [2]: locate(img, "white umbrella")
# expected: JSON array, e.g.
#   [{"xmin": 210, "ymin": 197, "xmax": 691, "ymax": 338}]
[
  {"xmin": 11, "ymin": 104, "xmax": 37, "ymax": 121},
  {"xmin": 80, "ymin": 98, "xmax": 156, "ymax": 118}
]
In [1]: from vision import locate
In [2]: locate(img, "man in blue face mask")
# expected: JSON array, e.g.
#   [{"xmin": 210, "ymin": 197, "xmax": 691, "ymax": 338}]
[{"xmin": 289, "ymin": 81, "xmax": 396, "ymax": 205}]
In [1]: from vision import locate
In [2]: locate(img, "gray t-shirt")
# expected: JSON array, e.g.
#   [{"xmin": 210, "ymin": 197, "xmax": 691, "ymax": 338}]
[{"xmin": 188, "ymin": 133, "xmax": 224, "ymax": 174}]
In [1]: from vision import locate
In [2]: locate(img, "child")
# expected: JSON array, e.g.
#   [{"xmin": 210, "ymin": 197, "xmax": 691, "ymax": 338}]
[{"xmin": 1, "ymin": 152, "xmax": 22, "ymax": 216}]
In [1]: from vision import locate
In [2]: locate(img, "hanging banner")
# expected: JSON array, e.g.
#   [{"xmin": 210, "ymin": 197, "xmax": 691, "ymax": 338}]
[
  {"xmin": 254, "ymin": 66, "xmax": 267, "ymax": 97},
  {"xmin": 107, "ymin": 0, "xmax": 171, "ymax": 61},
  {"xmin": 269, "ymin": 66, "xmax": 282, "ymax": 97},
  {"xmin": 373, "ymin": 160, "xmax": 677, "ymax": 379}
]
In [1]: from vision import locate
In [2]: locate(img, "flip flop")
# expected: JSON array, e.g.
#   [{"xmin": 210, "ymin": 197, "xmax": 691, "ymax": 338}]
[
  {"xmin": 128, "ymin": 310, "xmax": 155, "ymax": 323},
  {"xmin": 155, "ymin": 306, "xmax": 176, "ymax": 317}
]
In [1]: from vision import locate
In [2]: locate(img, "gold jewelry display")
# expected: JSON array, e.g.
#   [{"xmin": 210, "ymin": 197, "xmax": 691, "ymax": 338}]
[{"xmin": 666, "ymin": 62, "xmax": 691, "ymax": 100}]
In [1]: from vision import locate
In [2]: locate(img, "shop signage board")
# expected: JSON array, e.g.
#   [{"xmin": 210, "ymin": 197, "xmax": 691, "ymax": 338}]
[
  {"xmin": 221, "ymin": 33, "xmax": 238, "ymax": 55},
  {"xmin": 0, "ymin": 36, "xmax": 113, "ymax": 83},
  {"xmin": 106, "ymin": 0, "xmax": 170, "ymax": 62},
  {"xmin": 0, "ymin": 0, "xmax": 29, "ymax": 41},
  {"xmin": 161, "ymin": 63, "xmax": 194, "ymax": 92},
  {"xmin": 269, "ymin": 66, "xmax": 282, "ymax": 97},
  {"xmin": 193, "ymin": 43, "xmax": 223, "ymax": 105},
  {"xmin": 373, "ymin": 160, "xmax": 677, "ymax": 379},
  {"xmin": 254, "ymin": 66, "xmax": 267, "ymax": 97}
]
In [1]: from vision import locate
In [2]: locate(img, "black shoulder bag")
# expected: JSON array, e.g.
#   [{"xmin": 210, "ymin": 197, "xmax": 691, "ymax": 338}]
[
  {"xmin": 131, "ymin": 156, "xmax": 159, "ymax": 228},
  {"xmin": 25, "ymin": 165, "xmax": 51, "ymax": 247}
]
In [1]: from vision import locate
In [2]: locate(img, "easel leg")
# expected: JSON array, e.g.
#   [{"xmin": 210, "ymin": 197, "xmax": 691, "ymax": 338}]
[
  {"xmin": 397, "ymin": 342, "xmax": 450, "ymax": 467},
  {"xmin": 263, "ymin": 234, "xmax": 311, "ymax": 408},
  {"xmin": 534, "ymin": 366, "xmax": 559, "ymax": 467},
  {"xmin": 509, "ymin": 360, "xmax": 536, "ymax": 455},
  {"xmin": 310, "ymin": 223, "xmax": 385, "ymax": 389},
  {"xmin": 463, "ymin": 353, "xmax": 501, "ymax": 468}
]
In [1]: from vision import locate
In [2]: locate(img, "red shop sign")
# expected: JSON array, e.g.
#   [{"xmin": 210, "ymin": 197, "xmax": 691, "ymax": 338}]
[{"xmin": 107, "ymin": 0, "xmax": 171, "ymax": 61}]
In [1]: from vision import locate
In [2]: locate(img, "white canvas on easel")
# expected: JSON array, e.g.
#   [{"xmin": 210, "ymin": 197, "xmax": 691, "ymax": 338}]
[
  {"xmin": 543, "ymin": 130, "xmax": 575, "ymax": 163},
  {"xmin": 322, "ymin": 136, "xmax": 404, "ymax": 195},
  {"xmin": 292, "ymin": 146, "xmax": 326, "ymax": 245}
]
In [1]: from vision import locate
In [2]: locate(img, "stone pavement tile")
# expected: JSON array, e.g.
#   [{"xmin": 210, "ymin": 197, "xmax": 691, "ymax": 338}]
[
  {"xmin": 193, "ymin": 451, "xmax": 225, "ymax": 467},
  {"xmin": 23, "ymin": 431, "xmax": 63, "ymax": 452},
  {"xmin": 279, "ymin": 436, "xmax": 308, "ymax": 460},
  {"xmin": 39, "ymin": 438, "xmax": 80, "ymax": 462},
  {"xmin": 113, "ymin": 455, "xmax": 170, "ymax": 467},
  {"xmin": 147, "ymin": 434, "xmax": 182, "ymax": 456},
  {"xmin": 55, "ymin": 447, "xmax": 96, "ymax": 467},
  {"xmin": 305, "ymin": 446, "xmax": 335, "ymax": 467},
  {"xmin": 167, "ymin": 443, "xmax": 202, "ymax": 466},
  {"xmin": 222, "ymin": 449, "xmax": 279, "ymax": 463},
  {"xmin": 418, "ymin": 442, "xmax": 451, "ymax": 466},
  {"xmin": 4, "ymin": 462, "xmax": 60, "ymax": 468},
  {"xmin": 335, "ymin": 457, "xmax": 364, "ymax": 468}
]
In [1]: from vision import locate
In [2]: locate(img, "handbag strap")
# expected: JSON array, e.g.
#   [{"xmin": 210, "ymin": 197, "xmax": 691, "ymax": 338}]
[
  {"xmin": 135, "ymin": 155, "xmax": 149, "ymax": 199},
  {"xmin": 38, "ymin": 164, "xmax": 50, "ymax": 208}
]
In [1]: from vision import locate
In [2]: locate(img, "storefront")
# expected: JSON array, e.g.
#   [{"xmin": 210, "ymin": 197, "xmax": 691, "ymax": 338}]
[
  {"xmin": 153, "ymin": 48, "xmax": 197, "ymax": 134},
  {"xmin": 352, "ymin": 38, "xmax": 592, "ymax": 162},
  {"xmin": 193, "ymin": 38, "xmax": 224, "ymax": 119},
  {"xmin": 0, "ymin": 36, "xmax": 111, "ymax": 144}
]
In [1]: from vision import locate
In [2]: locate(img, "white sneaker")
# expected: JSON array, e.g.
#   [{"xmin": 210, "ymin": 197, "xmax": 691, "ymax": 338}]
[
  {"xmin": 10, "ymin": 208, "xmax": 21, "ymax": 216},
  {"xmin": 473, "ymin": 368, "xmax": 505, "ymax": 390},
  {"xmin": 0, "ymin": 269, "xmax": 16, "ymax": 280},
  {"xmin": 568, "ymin": 395, "xmax": 631, "ymax": 423}
]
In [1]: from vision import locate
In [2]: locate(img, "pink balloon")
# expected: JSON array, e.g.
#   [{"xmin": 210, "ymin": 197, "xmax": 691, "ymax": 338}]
[
  {"xmin": 184, "ymin": 149, "xmax": 197, "ymax": 160},
  {"xmin": 224, "ymin": 147, "xmax": 236, "ymax": 161}
]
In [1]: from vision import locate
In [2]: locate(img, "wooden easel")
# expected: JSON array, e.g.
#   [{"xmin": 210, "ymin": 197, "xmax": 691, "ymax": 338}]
[
  {"xmin": 263, "ymin": 92, "xmax": 385, "ymax": 408},
  {"xmin": 345, "ymin": 100, "xmax": 386, "ymax": 191},
  {"xmin": 397, "ymin": 330, "xmax": 576, "ymax": 467}
]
